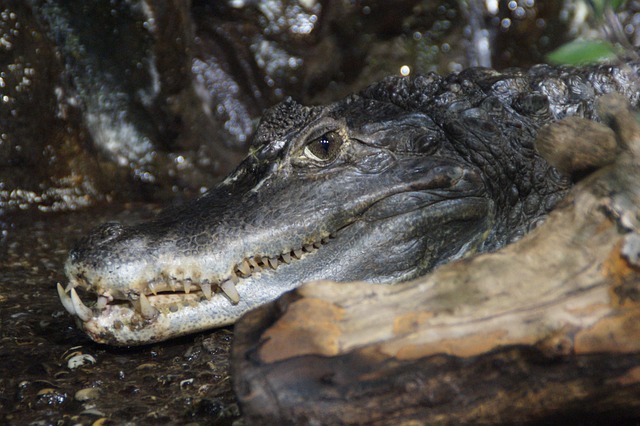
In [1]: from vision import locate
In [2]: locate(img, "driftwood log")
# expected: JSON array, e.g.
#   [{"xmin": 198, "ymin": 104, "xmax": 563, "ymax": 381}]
[{"xmin": 231, "ymin": 95, "xmax": 640, "ymax": 425}]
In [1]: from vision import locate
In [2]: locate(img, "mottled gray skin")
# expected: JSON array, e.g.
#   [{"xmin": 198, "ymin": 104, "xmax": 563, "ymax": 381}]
[{"xmin": 63, "ymin": 63, "xmax": 640, "ymax": 346}]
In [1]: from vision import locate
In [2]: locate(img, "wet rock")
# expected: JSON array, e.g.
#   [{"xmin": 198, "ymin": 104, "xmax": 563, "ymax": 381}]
[
  {"xmin": 488, "ymin": 1, "xmax": 570, "ymax": 68},
  {"xmin": 623, "ymin": 233, "xmax": 640, "ymax": 267},
  {"xmin": 0, "ymin": 3, "xmax": 111, "ymax": 213},
  {"xmin": 35, "ymin": 387, "xmax": 68, "ymax": 406},
  {"xmin": 66, "ymin": 353, "xmax": 97, "ymax": 370},
  {"xmin": 31, "ymin": 0, "xmax": 248, "ymax": 193},
  {"xmin": 74, "ymin": 387, "xmax": 101, "ymax": 401},
  {"xmin": 0, "ymin": 1, "xmax": 477, "ymax": 213},
  {"xmin": 2, "ymin": 0, "xmax": 604, "ymax": 213}
]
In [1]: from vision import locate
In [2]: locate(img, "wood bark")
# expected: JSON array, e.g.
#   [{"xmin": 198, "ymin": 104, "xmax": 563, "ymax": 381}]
[{"xmin": 231, "ymin": 95, "xmax": 640, "ymax": 425}]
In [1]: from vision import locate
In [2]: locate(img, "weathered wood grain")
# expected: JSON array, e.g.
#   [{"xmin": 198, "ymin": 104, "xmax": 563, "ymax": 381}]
[{"xmin": 232, "ymin": 95, "xmax": 640, "ymax": 425}]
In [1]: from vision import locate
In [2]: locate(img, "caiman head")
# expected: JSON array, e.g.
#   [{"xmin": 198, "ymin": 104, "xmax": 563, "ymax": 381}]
[{"xmin": 60, "ymin": 73, "xmax": 569, "ymax": 345}]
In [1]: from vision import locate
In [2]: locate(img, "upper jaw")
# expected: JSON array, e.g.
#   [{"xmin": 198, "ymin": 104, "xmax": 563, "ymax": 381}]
[{"xmin": 59, "ymin": 230, "xmax": 335, "ymax": 337}]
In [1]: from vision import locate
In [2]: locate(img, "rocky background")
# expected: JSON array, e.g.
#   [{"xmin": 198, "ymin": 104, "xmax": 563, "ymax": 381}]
[{"xmin": 1, "ymin": 0, "xmax": 612, "ymax": 214}]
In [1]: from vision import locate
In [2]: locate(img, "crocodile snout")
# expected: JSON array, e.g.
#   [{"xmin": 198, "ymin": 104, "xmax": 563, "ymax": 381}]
[{"xmin": 68, "ymin": 222, "xmax": 127, "ymax": 261}]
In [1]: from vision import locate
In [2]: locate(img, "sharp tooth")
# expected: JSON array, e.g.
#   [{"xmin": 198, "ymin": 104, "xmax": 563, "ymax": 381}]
[
  {"xmin": 220, "ymin": 280, "xmax": 240, "ymax": 304},
  {"xmin": 231, "ymin": 272, "xmax": 239, "ymax": 284},
  {"xmin": 293, "ymin": 248, "xmax": 303, "ymax": 259},
  {"xmin": 248, "ymin": 257, "xmax": 259, "ymax": 268},
  {"xmin": 148, "ymin": 282, "xmax": 158, "ymax": 296},
  {"xmin": 96, "ymin": 296, "xmax": 108, "ymax": 310},
  {"xmin": 57, "ymin": 283, "xmax": 76, "ymax": 316},
  {"xmin": 201, "ymin": 283, "xmax": 213, "ymax": 300},
  {"xmin": 169, "ymin": 278, "xmax": 177, "ymax": 292},
  {"xmin": 282, "ymin": 252, "xmax": 291, "ymax": 264},
  {"xmin": 64, "ymin": 282, "xmax": 76, "ymax": 293},
  {"xmin": 268, "ymin": 257, "xmax": 278, "ymax": 269},
  {"xmin": 304, "ymin": 244, "xmax": 314, "ymax": 252},
  {"xmin": 238, "ymin": 260, "xmax": 251, "ymax": 276},
  {"xmin": 313, "ymin": 241, "xmax": 322, "ymax": 249},
  {"xmin": 184, "ymin": 279, "xmax": 192, "ymax": 294},
  {"xmin": 139, "ymin": 293, "xmax": 158, "ymax": 319},
  {"xmin": 70, "ymin": 288, "xmax": 92, "ymax": 321}
]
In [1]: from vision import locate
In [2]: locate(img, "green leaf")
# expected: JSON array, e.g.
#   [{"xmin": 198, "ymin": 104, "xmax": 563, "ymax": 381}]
[
  {"xmin": 591, "ymin": 0, "xmax": 604, "ymax": 16},
  {"xmin": 546, "ymin": 39, "xmax": 619, "ymax": 65},
  {"xmin": 610, "ymin": 0, "xmax": 628, "ymax": 11}
]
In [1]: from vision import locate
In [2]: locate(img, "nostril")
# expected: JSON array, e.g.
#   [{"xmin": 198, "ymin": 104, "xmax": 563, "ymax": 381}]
[
  {"xmin": 89, "ymin": 222, "xmax": 126, "ymax": 245},
  {"xmin": 68, "ymin": 248, "xmax": 80, "ymax": 262}
]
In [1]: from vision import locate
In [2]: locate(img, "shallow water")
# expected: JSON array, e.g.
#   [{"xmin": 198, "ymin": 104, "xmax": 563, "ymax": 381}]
[{"xmin": 0, "ymin": 205, "xmax": 240, "ymax": 425}]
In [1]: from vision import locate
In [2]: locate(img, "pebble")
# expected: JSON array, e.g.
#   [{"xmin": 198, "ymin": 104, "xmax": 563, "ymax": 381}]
[
  {"xmin": 75, "ymin": 387, "xmax": 102, "ymax": 401},
  {"xmin": 67, "ymin": 353, "xmax": 97, "ymax": 369}
]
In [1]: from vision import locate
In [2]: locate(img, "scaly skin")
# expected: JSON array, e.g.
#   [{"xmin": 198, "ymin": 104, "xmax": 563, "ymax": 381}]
[{"xmin": 60, "ymin": 63, "xmax": 640, "ymax": 346}]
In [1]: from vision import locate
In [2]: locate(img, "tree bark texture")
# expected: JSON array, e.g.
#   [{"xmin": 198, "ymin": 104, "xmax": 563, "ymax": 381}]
[{"xmin": 231, "ymin": 95, "xmax": 640, "ymax": 425}]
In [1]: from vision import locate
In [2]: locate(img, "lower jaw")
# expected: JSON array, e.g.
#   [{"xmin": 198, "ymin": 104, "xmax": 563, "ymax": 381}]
[
  {"xmin": 79, "ymin": 295, "xmax": 244, "ymax": 345},
  {"xmin": 77, "ymin": 264, "xmax": 314, "ymax": 345}
]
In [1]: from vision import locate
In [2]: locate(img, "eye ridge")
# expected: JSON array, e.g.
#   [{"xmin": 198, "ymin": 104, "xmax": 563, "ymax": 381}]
[{"xmin": 304, "ymin": 131, "xmax": 343, "ymax": 162}]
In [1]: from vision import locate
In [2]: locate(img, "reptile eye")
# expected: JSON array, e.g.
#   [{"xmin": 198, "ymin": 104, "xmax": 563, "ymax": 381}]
[{"xmin": 303, "ymin": 131, "xmax": 343, "ymax": 162}]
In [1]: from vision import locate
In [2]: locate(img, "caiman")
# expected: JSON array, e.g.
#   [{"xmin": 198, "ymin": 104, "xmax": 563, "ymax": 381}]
[{"xmin": 59, "ymin": 63, "xmax": 640, "ymax": 346}]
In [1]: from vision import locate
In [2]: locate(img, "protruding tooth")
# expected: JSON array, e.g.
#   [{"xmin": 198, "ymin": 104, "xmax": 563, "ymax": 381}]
[
  {"xmin": 238, "ymin": 260, "xmax": 251, "ymax": 276},
  {"xmin": 293, "ymin": 248, "xmax": 303, "ymax": 259},
  {"xmin": 70, "ymin": 288, "xmax": 92, "ymax": 322},
  {"xmin": 184, "ymin": 279, "xmax": 192, "ymax": 294},
  {"xmin": 313, "ymin": 241, "xmax": 322, "ymax": 249},
  {"xmin": 96, "ymin": 296, "xmax": 108, "ymax": 310},
  {"xmin": 248, "ymin": 257, "xmax": 262, "ymax": 272},
  {"xmin": 231, "ymin": 272, "xmax": 239, "ymax": 284},
  {"xmin": 268, "ymin": 257, "xmax": 278, "ymax": 269},
  {"xmin": 64, "ymin": 282, "xmax": 76, "ymax": 293},
  {"xmin": 304, "ymin": 244, "xmax": 314, "ymax": 252},
  {"xmin": 57, "ymin": 283, "xmax": 76, "ymax": 316},
  {"xmin": 169, "ymin": 278, "xmax": 177, "ymax": 292},
  {"xmin": 148, "ymin": 282, "xmax": 158, "ymax": 296},
  {"xmin": 201, "ymin": 283, "xmax": 213, "ymax": 300},
  {"xmin": 282, "ymin": 252, "xmax": 291, "ymax": 264},
  {"xmin": 220, "ymin": 280, "xmax": 240, "ymax": 304},
  {"xmin": 139, "ymin": 293, "xmax": 159, "ymax": 319}
]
